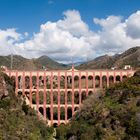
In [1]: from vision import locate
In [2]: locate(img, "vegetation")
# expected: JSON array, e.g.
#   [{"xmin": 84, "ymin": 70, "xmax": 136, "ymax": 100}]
[
  {"xmin": 56, "ymin": 71, "xmax": 140, "ymax": 140},
  {"xmin": 0, "ymin": 72, "xmax": 54, "ymax": 140}
]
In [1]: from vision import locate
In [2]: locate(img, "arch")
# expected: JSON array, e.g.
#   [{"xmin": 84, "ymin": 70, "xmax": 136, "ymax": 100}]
[
  {"xmin": 46, "ymin": 91, "xmax": 50, "ymax": 104},
  {"xmin": 39, "ymin": 91, "xmax": 44, "ymax": 104},
  {"xmin": 25, "ymin": 91, "xmax": 29, "ymax": 99},
  {"xmin": 18, "ymin": 76, "xmax": 22, "ymax": 89},
  {"xmin": 102, "ymin": 76, "xmax": 107, "ymax": 88},
  {"xmin": 11, "ymin": 76, "xmax": 16, "ymax": 88},
  {"xmin": 81, "ymin": 91, "xmax": 86, "ymax": 103},
  {"xmin": 46, "ymin": 107, "xmax": 51, "ymax": 120},
  {"xmin": 67, "ymin": 91, "xmax": 72, "ymax": 104},
  {"xmin": 74, "ymin": 76, "xmax": 79, "ymax": 88},
  {"xmin": 25, "ymin": 76, "xmax": 30, "ymax": 89},
  {"xmin": 60, "ymin": 91, "xmax": 65, "ymax": 104},
  {"xmin": 74, "ymin": 107, "xmax": 79, "ymax": 112},
  {"xmin": 18, "ymin": 91, "xmax": 22, "ymax": 96},
  {"xmin": 32, "ymin": 92, "xmax": 36, "ymax": 104},
  {"xmin": 53, "ymin": 123, "xmax": 58, "ymax": 128},
  {"xmin": 67, "ymin": 107, "xmax": 72, "ymax": 119},
  {"xmin": 95, "ymin": 75, "xmax": 100, "ymax": 88},
  {"xmin": 53, "ymin": 91, "xmax": 58, "ymax": 104},
  {"xmin": 32, "ymin": 76, "xmax": 37, "ymax": 88},
  {"xmin": 39, "ymin": 76, "xmax": 44, "ymax": 88},
  {"xmin": 116, "ymin": 75, "xmax": 120, "ymax": 82},
  {"xmin": 39, "ymin": 107, "xmax": 44, "ymax": 116},
  {"xmin": 81, "ymin": 76, "xmax": 86, "ymax": 88},
  {"xmin": 53, "ymin": 107, "xmax": 58, "ymax": 120},
  {"xmin": 109, "ymin": 75, "xmax": 114, "ymax": 86},
  {"xmin": 88, "ymin": 75, "xmax": 93, "ymax": 88},
  {"xmin": 122, "ymin": 75, "xmax": 127, "ymax": 81},
  {"xmin": 88, "ymin": 90, "xmax": 93, "ymax": 96},
  {"xmin": 60, "ymin": 107, "xmax": 65, "ymax": 120},
  {"xmin": 53, "ymin": 75, "xmax": 58, "ymax": 89},
  {"xmin": 60, "ymin": 76, "xmax": 65, "ymax": 89},
  {"xmin": 46, "ymin": 76, "xmax": 51, "ymax": 89},
  {"xmin": 74, "ymin": 91, "xmax": 79, "ymax": 104},
  {"xmin": 67, "ymin": 76, "xmax": 72, "ymax": 88}
]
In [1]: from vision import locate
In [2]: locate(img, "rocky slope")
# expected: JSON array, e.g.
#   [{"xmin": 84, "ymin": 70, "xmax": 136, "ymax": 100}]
[
  {"xmin": 56, "ymin": 71, "xmax": 140, "ymax": 140},
  {"xmin": 0, "ymin": 71, "xmax": 53, "ymax": 139}
]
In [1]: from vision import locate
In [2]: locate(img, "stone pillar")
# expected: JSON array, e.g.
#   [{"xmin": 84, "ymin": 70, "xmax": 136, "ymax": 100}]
[
  {"xmin": 22, "ymin": 71, "xmax": 25, "ymax": 96},
  {"xmin": 50, "ymin": 71, "xmax": 53, "ymax": 125},
  {"xmin": 100, "ymin": 71, "xmax": 102, "ymax": 88},
  {"xmin": 65, "ymin": 71, "xmax": 67, "ymax": 123},
  {"xmin": 36, "ymin": 71, "xmax": 39, "ymax": 117},
  {"xmin": 93, "ymin": 71, "xmax": 95, "ymax": 92},
  {"xmin": 15, "ymin": 71, "xmax": 18, "ymax": 96},
  {"xmin": 29, "ymin": 72, "xmax": 32, "ymax": 106},
  {"xmin": 72, "ymin": 65, "xmax": 74, "ymax": 115},
  {"xmin": 86, "ymin": 72, "xmax": 88, "ymax": 96},
  {"xmin": 120, "ymin": 71, "xmax": 123, "ymax": 81},
  {"xmin": 58, "ymin": 71, "xmax": 60, "ymax": 125},
  {"xmin": 43, "ymin": 72, "xmax": 46, "ymax": 120},
  {"xmin": 79, "ymin": 71, "xmax": 82, "ymax": 105}
]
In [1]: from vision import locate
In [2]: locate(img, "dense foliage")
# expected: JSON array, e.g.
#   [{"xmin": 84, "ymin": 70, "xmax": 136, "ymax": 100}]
[
  {"xmin": 0, "ymin": 72, "xmax": 53, "ymax": 140},
  {"xmin": 56, "ymin": 71, "xmax": 140, "ymax": 140}
]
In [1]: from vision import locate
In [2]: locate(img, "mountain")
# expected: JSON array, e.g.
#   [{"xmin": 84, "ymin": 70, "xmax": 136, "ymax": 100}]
[
  {"xmin": 77, "ymin": 46, "xmax": 140, "ymax": 69},
  {"xmin": 0, "ymin": 55, "xmax": 68, "ymax": 70}
]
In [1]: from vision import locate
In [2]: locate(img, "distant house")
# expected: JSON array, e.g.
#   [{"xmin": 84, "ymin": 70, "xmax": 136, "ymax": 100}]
[
  {"xmin": 0, "ymin": 66, "xmax": 8, "ymax": 71},
  {"xmin": 124, "ymin": 65, "xmax": 132, "ymax": 70}
]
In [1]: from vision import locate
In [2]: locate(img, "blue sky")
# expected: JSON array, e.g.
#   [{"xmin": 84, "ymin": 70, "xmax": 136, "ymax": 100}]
[
  {"xmin": 0, "ymin": 0, "xmax": 139, "ymax": 34},
  {"xmin": 0, "ymin": 0, "xmax": 140, "ymax": 63}
]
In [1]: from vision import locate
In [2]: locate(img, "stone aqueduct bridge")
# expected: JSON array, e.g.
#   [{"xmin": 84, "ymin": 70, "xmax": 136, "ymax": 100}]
[{"xmin": 4, "ymin": 66, "xmax": 135, "ymax": 126}]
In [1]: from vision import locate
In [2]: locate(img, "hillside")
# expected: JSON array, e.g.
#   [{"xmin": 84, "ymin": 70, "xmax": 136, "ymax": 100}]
[
  {"xmin": 0, "ymin": 71, "xmax": 53, "ymax": 139},
  {"xmin": 77, "ymin": 46, "xmax": 140, "ymax": 69},
  {"xmin": 0, "ymin": 55, "xmax": 68, "ymax": 70},
  {"xmin": 56, "ymin": 71, "xmax": 140, "ymax": 140}
]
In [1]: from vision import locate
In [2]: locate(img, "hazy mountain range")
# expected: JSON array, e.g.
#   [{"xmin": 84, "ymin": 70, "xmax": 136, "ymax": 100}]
[{"xmin": 0, "ymin": 46, "xmax": 140, "ymax": 70}]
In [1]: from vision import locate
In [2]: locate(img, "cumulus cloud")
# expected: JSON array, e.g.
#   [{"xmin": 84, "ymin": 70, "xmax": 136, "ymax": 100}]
[{"xmin": 0, "ymin": 10, "xmax": 140, "ymax": 63}]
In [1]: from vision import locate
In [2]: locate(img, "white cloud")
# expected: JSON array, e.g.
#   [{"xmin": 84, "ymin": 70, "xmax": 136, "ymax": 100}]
[{"xmin": 0, "ymin": 10, "xmax": 140, "ymax": 63}]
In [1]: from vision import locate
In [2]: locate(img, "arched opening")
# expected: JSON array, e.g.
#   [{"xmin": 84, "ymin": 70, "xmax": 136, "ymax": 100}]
[
  {"xmin": 53, "ymin": 107, "xmax": 58, "ymax": 120},
  {"xmin": 53, "ymin": 123, "xmax": 58, "ymax": 128},
  {"xmin": 25, "ymin": 76, "xmax": 30, "ymax": 89},
  {"xmin": 67, "ymin": 91, "xmax": 72, "ymax": 104},
  {"xmin": 39, "ymin": 91, "xmax": 44, "ymax": 104},
  {"xmin": 18, "ymin": 76, "xmax": 22, "ymax": 89},
  {"xmin": 74, "ymin": 91, "xmax": 79, "ymax": 104},
  {"xmin": 60, "ymin": 107, "xmax": 65, "ymax": 120},
  {"xmin": 116, "ymin": 75, "xmax": 120, "ymax": 83},
  {"xmin": 67, "ymin": 107, "xmax": 72, "ymax": 119},
  {"xmin": 60, "ymin": 91, "xmax": 65, "ymax": 104},
  {"xmin": 39, "ymin": 107, "xmax": 44, "ymax": 116},
  {"xmin": 39, "ymin": 76, "xmax": 44, "ymax": 88},
  {"xmin": 32, "ymin": 76, "xmax": 37, "ymax": 89},
  {"xmin": 74, "ymin": 107, "xmax": 79, "ymax": 112},
  {"xmin": 95, "ymin": 75, "xmax": 100, "ymax": 88},
  {"xmin": 102, "ymin": 76, "xmax": 107, "ymax": 88},
  {"xmin": 74, "ymin": 76, "xmax": 79, "ymax": 88},
  {"xmin": 81, "ymin": 76, "xmax": 86, "ymax": 88},
  {"xmin": 81, "ymin": 91, "xmax": 86, "ymax": 103},
  {"xmin": 46, "ymin": 107, "xmax": 51, "ymax": 120},
  {"xmin": 53, "ymin": 91, "xmax": 58, "ymax": 104},
  {"xmin": 25, "ymin": 91, "xmax": 29, "ymax": 99},
  {"xmin": 88, "ymin": 76, "xmax": 93, "ymax": 88},
  {"xmin": 46, "ymin": 76, "xmax": 51, "ymax": 89},
  {"xmin": 122, "ymin": 75, "xmax": 127, "ymax": 81},
  {"xmin": 32, "ymin": 92, "xmax": 36, "ymax": 104},
  {"xmin": 53, "ymin": 75, "xmax": 58, "ymax": 89},
  {"xmin": 46, "ymin": 91, "xmax": 50, "ymax": 104},
  {"xmin": 109, "ymin": 76, "xmax": 114, "ymax": 86},
  {"xmin": 67, "ymin": 76, "xmax": 72, "ymax": 89},
  {"xmin": 60, "ymin": 76, "xmax": 65, "ymax": 89},
  {"xmin": 88, "ymin": 91, "xmax": 93, "ymax": 96},
  {"xmin": 18, "ymin": 91, "xmax": 22, "ymax": 96}
]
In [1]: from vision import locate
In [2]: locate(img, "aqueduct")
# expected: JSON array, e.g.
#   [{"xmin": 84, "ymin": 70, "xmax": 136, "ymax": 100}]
[{"xmin": 4, "ymin": 66, "xmax": 135, "ymax": 126}]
